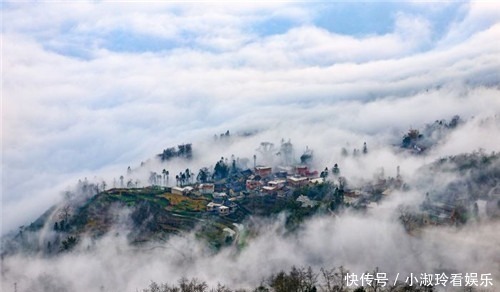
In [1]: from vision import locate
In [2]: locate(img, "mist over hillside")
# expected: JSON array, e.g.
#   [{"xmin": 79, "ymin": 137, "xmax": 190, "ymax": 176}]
[{"xmin": 2, "ymin": 2, "xmax": 500, "ymax": 292}]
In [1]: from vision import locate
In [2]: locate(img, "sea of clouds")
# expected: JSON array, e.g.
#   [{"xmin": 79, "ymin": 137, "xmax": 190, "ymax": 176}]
[{"xmin": 2, "ymin": 2, "xmax": 500, "ymax": 291}]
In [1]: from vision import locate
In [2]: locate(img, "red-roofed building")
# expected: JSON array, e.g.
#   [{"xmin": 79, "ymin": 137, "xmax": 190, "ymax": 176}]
[{"xmin": 255, "ymin": 166, "xmax": 272, "ymax": 177}]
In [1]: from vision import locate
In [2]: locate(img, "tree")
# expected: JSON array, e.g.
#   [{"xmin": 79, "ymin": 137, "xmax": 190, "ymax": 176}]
[
  {"xmin": 321, "ymin": 266, "xmax": 349, "ymax": 292},
  {"xmin": 398, "ymin": 205, "xmax": 415, "ymax": 232},
  {"xmin": 120, "ymin": 175, "xmax": 124, "ymax": 187},
  {"xmin": 213, "ymin": 283, "xmax": 231, "ymax": 292},
  {"xmin": 253, "ymin": 285, "xmax": 270, "ymax": 292},
  {"xmin": 149, "ymin": 172, "xmax": 158, "ymax": 186},
  {"xmin": 367, "ymin": 267, "xmax": 384, "ymax": 292},
  {"xmin": 162, "ymin": 169, "xmax": 168, "ymax": 186},
  {"xmin": 214, "ymin": 159, "xmax": 229, "ymax": 180},
  {"xmin": 338, "ymin": 177, "xmax": 347, "ymax": 189},
  {"xmin": 59, "ymin": 205, "xmax": 71, "ymax": 222},
  {"xmin": 402, "ymin": 129, "xmax": 422, "ymax": 149},
  {"xmin": 320, "ymin": 167, "xmax": 329, "ymax": 180},
  {"xmin": 332, "ymin": 164, "xmax": 340, "ymax": 177},
  {"xmin": 60, "ymin": 236, "xmax": 77, "ymax": 252},
  {"xmin": 232, "ymin": 159, "xmax": 237, "ymax": 173},
  {"xmin": 300, "ymin": 146, "xmax": 313, "ymax": 165},
  {"xmin": 449, "ymin": 115, "xmax": 461, "ymax": 128},
  {"xmin": 341, "ymin": 147, "xmax": 348, "ymax": 157},
  {"xmin": 180, "ymin": 172, "xmax": 186, "ymax": 186},
  {"xmin": 268, "ymin": 266, "xmax": 317, "ymax": 292},
  {"xmin": 178, "ymin": 277, "xmax": 208, "ymax": 292},
  {"xmin": 197, "ymin": 168, "xmax": 209, "ymax": 183},
  {"xmin": 331, "ymin": 187, "xmax": 344, "ymax": 210},
  {"xmin": 303, "ymin": 266, "xmax": 318, "ymax": 292},
  {"xmin": 59, "ymin": 220, "xmax": 65, "ymax": 232},
  {"xmin": 185, "ymin": 169, "xmax": 191, "ymax": 184},
  {"xmin": 269, "ymin": 271, "xmax": 294, "ymax": 292}
]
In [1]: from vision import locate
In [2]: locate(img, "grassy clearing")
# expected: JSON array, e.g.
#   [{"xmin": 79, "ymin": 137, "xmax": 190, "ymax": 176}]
[
  {"xmin": 161, "ymin": 193, "xmax": 208, "ymax": 212},
  {"xmin": 107, "ymin": 188, "xmax": 170, "ymax": 208}
]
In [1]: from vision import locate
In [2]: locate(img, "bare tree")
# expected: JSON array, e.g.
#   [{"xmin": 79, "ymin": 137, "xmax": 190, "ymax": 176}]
[
  {"xmin": 178, "ymin": 277, "xmax": 208, "ymax": 292},
  {"xmin": 397, "ymin": 205, "xmax": 416, "ymax": 232},
  {"xmin": 320, "ymin": 266, "xmax": 348, "ymax": 292},
  {"xmin": 162, "ymin": 169, "xmax": 168, "ymax": 186},
  {"xmin": 59, "ymin": 205, "xmax": 71, "ymax": 222}
]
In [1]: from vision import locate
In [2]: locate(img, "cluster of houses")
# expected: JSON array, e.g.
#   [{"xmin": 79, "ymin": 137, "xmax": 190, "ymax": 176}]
[
  {"xmin": 168, "ymin": 164, "xmax": 331, "ymax": 216},
  {"xmin": 170, "ymin": 184, "xmax": 237, "ymax": 216},
  {"xmin": 206, "ymin": 192, "xmax": 238, "ymax": 216},
  {"xmin": 246, "ymin": 165, "xmax": 322, "ymax": 195}
]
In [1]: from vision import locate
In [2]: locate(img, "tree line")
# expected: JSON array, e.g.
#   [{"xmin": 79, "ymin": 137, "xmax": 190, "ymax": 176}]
[{"xmin": 140, "ymin": 265, "xmax": 464, "ymax": 292}]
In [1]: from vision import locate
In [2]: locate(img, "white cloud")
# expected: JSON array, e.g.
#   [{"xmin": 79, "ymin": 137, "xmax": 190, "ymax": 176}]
[
  {"xmin": 2, "ymin": 210, "xmax": 500, "ymax": 291},
  {"xmin": 437, "ymin": 2, "xmax": 500, "ymax": 48},
  {"xmin": 1, "ymin": 0, "xmax": 500, "ymax": 262}
]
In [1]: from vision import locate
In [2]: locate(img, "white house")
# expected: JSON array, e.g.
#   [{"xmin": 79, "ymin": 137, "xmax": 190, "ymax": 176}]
[
  {"xmin": 172, "ymin": 186, "xmax": 184, "ymax": 196},
  {"xmin": 206, "ymin": 202, "xmax": 222, "ymax": 212},
  {"xmin": 199, "ymin": 183, "xmax": 215, "ymax": 195},
  {"xmin": 213, "ymin": 192, "xmax": 228, "ymax": 200},
  {"xmin": 172, "ymin": 186, "xmax": 194, "ymax": 196},
  {"xmin": 309, "ymin": 178, "xmax": 324, "ymax": 185},
  {"xmin": 287, "ymin": 176, "xmax": 309, "ymax": 187},
  {"xmin": 218, "ymin": 206, "xmax": 230, "ymax": 216},
  {"xmin": 268, "ymin": 179, "xmax": 286, "ymax": 189}
]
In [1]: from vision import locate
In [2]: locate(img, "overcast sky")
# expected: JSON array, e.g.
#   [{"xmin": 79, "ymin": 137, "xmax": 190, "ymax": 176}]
[{"xmin": 2, "ymin": 2, "xmax": 500, "ymax": 234}]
